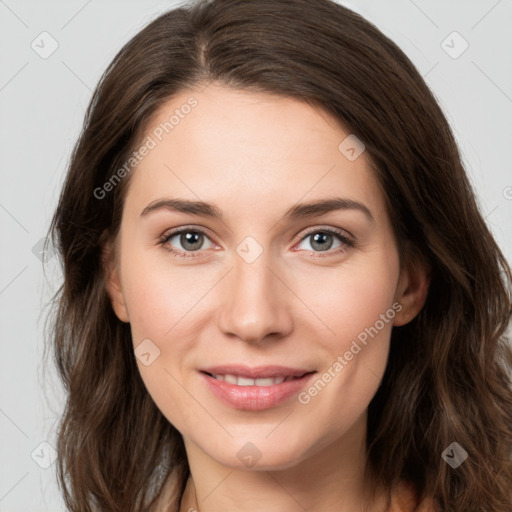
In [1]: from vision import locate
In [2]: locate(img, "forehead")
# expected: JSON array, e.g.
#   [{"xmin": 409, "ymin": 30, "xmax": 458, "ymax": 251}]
[{"xmin": 123, "ymin": 84, "xmax": 386, "ymax": 225}]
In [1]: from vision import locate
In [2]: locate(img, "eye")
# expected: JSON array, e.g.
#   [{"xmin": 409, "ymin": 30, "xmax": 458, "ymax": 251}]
[
  {"xmin": 159, "ymin": 226, "xmax": 354, "ymax": 260},
  {"xmin": 294, "ymin": 227, "xmax": 354, "ymax": 256},
  {"xmin": 159, "ymin": 227, "xmax": 214, "ymax": 259}
]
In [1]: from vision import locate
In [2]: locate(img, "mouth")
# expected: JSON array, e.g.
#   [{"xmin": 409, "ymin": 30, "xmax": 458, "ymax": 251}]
[{"xmin": 198, "ymin": 367, "xmax": 317, "ymax": 410}]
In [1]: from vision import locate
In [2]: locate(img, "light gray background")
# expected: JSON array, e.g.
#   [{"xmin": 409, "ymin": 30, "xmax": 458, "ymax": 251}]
[{"xmin": 1, "ymin": 0, "xmax": 511, "ymax": 510}]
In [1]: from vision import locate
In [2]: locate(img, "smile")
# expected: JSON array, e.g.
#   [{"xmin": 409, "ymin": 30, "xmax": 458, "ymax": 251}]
[{"xmin": 199, "ymin": 369, "xmax": 316, "ymax": 410}]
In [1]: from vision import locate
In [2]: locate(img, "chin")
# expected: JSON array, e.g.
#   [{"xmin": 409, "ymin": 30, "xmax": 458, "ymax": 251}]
[{"xmin": 206, "ymin": 440, "xmax": 311, "ymax": 471}]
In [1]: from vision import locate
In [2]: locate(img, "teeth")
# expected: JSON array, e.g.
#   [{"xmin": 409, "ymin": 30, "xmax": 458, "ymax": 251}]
[
  {"xmin": 238, "ymin": 376, "xmax": 255, "ymax": 386},
  {"xmin": 224, "ymin": 374, "xmax": 237, "ymax": 384},
  {"xmin": 211, "ymin": 374, "xmax": 295, "ymax": 386}
]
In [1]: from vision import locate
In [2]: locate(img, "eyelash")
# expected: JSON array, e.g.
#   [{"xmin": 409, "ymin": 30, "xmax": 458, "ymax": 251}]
[{"xmin": 158, "ymin": 226, "xmax": 355, "ymax": 260}]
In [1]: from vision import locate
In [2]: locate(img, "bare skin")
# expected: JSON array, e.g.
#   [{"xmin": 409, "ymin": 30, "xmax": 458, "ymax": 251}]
[{"xmin": 105, "ymin": 83, "xmax": 429, "ymax": 512}]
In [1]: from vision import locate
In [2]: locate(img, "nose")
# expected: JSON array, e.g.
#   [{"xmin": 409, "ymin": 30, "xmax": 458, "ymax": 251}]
[{"xmin": 217, "ymin": 251, "xmax": 294, "ymax": 344}]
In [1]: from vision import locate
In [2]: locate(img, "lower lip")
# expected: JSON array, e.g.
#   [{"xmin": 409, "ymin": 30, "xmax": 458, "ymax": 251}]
[{"xmin": 200, "ymin": 371, "xmax": 316, "ymax": 410}]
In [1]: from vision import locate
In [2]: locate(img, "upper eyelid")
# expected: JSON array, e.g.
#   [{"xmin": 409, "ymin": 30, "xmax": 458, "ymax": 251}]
[
  {"xmin": 160, "ymin": 225, "xmax": 216, "ymax": 243},
  {"xmin": 300, "ymin": 225, "xmax": 354, "ymax": 240}
]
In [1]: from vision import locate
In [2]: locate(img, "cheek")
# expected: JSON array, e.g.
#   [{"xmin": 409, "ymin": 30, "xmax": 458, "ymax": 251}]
[
  {"xmin": 293, "ymin": 267, "xmax": 397, "ymax": 435},
  {"xmin": 121, "ymin": 256, "xmax": 204, "ymax": 432},
  {"xmin": 121, "ymin": 249, "xmax": 201, "ymax": 343},
  {"xmin": 290, "ymin": 251, "xmax": 400, "ymax": 413},
  {"xmin": 293, "ymin": 257, "xmax": 399, "ymax": 346}
]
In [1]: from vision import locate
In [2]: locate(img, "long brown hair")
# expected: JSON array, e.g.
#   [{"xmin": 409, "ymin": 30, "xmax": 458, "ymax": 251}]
[{"xmin": 46, "ymin": 0, "xmax": 512, "ymax": 510}]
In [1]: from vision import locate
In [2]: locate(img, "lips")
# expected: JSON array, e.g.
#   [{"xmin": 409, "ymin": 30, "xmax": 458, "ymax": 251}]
[{"xmin": 198, "ymin": 365, "xmax": 317, "ymax": 410}]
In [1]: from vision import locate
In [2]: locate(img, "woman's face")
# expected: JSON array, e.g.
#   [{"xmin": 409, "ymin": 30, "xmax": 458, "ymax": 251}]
[{"xmin": 106, "ymin": 84, "xmax": 424, "ymax": 470}]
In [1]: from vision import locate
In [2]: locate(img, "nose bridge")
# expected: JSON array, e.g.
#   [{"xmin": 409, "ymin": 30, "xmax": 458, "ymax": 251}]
[{"xmin": 218, "ymin": 239, "xmax": 293, "ymax": 342}]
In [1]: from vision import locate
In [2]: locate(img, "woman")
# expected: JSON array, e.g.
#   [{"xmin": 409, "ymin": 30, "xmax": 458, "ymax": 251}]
[{"xmin": 47, "ymin": 0, "xmax": 512, "ymax": 510}]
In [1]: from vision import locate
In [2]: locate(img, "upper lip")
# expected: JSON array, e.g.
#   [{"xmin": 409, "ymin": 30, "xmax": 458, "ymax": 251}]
[{"xmin": 199, "ymin": 365, "xmax": 315, "ymax": 379}]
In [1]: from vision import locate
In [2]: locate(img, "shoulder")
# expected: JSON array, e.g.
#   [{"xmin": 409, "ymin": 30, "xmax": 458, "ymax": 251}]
[{"xmin": 389, "ymin": 479, "xmax": 441, "ymax": 512}]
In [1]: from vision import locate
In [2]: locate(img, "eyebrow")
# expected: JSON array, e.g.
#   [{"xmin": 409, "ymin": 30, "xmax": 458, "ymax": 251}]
[{"xmin": 140, "ymin": 197, "xmax": 374, "ymax": 223}]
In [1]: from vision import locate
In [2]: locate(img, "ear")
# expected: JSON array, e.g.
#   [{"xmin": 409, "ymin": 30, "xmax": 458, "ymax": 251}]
[
  {"xmin": 393, "ymin": 249, "xmax": 430, "ymax": 327},
  {"xmin": 102, "ymin": 240, "xmax": 130, "ymax": 323}
]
